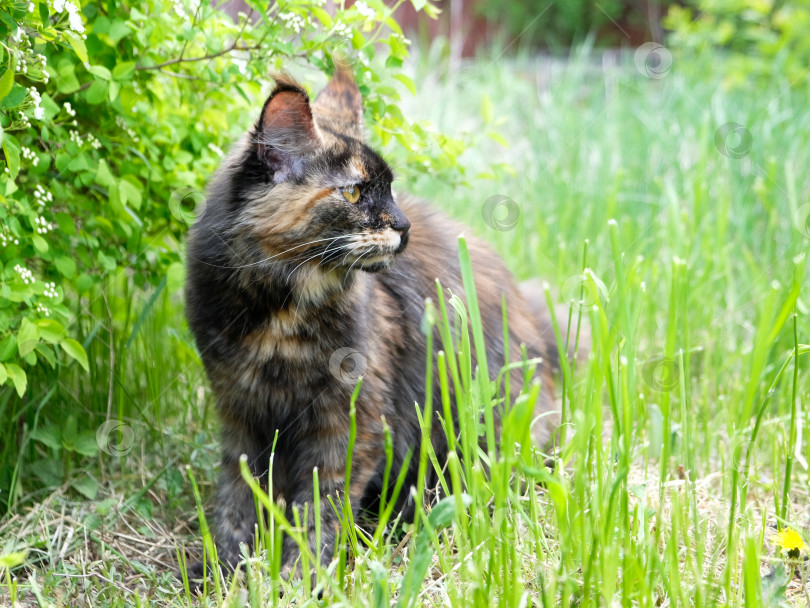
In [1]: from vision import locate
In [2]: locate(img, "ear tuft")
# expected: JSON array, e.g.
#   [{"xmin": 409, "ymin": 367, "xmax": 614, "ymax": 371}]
[
  {"xmin": 312, "ymin": 66, "xmax": 364, "ymax": 140},
  {"xmin": 256, "ymin": 74, "xmax": 322, "ymax": 183}
]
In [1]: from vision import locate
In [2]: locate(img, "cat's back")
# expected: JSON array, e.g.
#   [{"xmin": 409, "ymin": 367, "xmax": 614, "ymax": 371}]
[{"xmin": 376, "ymin": 196, "xmax": 559, "ymax": 372}]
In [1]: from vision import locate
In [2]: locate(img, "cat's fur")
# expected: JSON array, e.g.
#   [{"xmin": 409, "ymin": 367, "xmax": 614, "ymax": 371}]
[{"xmin": 185, "ymin": 68, "xmax": 560, "ymax": 576}]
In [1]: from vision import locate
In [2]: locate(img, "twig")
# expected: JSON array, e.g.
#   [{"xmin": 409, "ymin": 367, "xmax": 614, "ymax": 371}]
[{"xmin": 136, "ymin": 42, "xmax": 261, "ymax": 71}]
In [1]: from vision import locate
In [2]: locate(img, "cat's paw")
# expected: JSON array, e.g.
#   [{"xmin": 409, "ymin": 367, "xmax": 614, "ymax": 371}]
[
  {"xmin": 174, "ymin": 560, "xmax": 208, "ymax": 594},
  {"xmin": 280, "ymin": 560, "xmax": 322, "ymax": 598}
]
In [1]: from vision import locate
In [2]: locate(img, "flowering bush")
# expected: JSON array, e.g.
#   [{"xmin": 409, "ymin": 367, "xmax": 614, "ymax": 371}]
[
  {"xmin": 665, "ymin": 0, "xmax": 810, "ymax": 86},
  {"xmin": 0, "ymin": 0, "xmax": 453, "ymax": 400}
]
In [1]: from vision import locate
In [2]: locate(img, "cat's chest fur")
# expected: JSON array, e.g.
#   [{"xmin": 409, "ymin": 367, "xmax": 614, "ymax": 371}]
[{"xmin": 202, "ymin": 270, "xmax": 386, "ymax": 420}]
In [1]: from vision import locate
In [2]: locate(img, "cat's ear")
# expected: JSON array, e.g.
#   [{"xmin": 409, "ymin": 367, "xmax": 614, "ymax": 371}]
[
  {"xmin": 256, "ymin": 76, "xmax": 322, "ymax": 183},
  {"xmin": 312, "ymin": 66, "xmax": 364, "ymax": 140}
]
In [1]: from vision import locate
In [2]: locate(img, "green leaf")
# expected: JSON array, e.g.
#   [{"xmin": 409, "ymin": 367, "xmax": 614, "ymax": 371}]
[
  {"xmin": 0, "ymin": 335, "xmax": 16, "ymax": 361},
  {"xmin": 60, "ymin": 338, "xmax": 89, "ymax": 371},
  {"xmin": 108, "ymin": 80, "xmax": 120, "ymax": 102},
  {"xmin": 88, "ymin": 65, "xmax": 112, "ymax": 80},
  {"xmin": 411, "ymin": 0, "xmax": 427, "ymax": 10},
  {"xmin": 71, "ymin": 475, "xmax": 98, "ymax": 500},
  {"xmin": 389, "ymin": 34, "xmax": 407, "ymax": 60},
  {"xmin": 73, "ymin": 432, "xmax": 100, "ymax": 457},
  {"xmin": 352, "ymin": 29, "xmax": 365, "ymax": 50},
  {"xmin": 423, "ymin": 2, "xmax": 441, "ymax": 19},
  {"xmin": 0, "ymin": 362, "xmax": 6, "ymax": 384},
  {"xmin": 55, "ymin": 256, "xmax": 77, "ymax": 278},
  {"xmin": 86, "ymin": 79, "xmax": 108, "ymax": 105},
  {"xmin": 0, "ymin": 56, "xmax": 16, "ymax": 102},
  {"xmin": 481, "ymin": 93, "xmax": 493, "ymax": 125},
  {"xmin": 428, "ymin": 493, "xmax": 471, "ymax": 528},
  {"xmin": 34, "ymin": 343, "xmax": 56, "ymax": 368},
  {"xmin": 95, "ymin": 159, "xmax": 115, "ymax": 187},
  {"xmin": 67, "ymin": 153, "xmax": 91, "ymax": 172},
  {"xmin": 0, "ymin": 550, "xmax": 28, "ymax": 569},
  {"xmin": 119, "ymin": 179, "xmax": 142, "ymax": 210},
  {"xmin": 55, "ymin": 213, "xmax": 76, "ymax": 235},
  {"xmin": 486, "ymin": 130, "xmax": 509, "ymax": 147},
  {"xmin": 393, "ymin": 73, "xmax": 416, "ymax": 95},
  {"xmin": 0, "ymin": 85, "xmax": 27, "ymax": 109},
  {"xmin": 30, "ymin": 425, "xmax": 62, "ymax": 450},
  {"xmin": 112, "ymin": 61, "xmax": 136, "ymax": 81},
  {"xmin": 64, "ymin": 31, "xmax": 88, "ymax": 63},
  {"xmin": 32, "ymin": 234, "xmax": 49, "ymax": 253},
  {"xmin": 3, "ymin": 134, "xmax": 19, "ymax": 179},
  {"xmin": 17, "ymin": 318, "xmax": 39, "ymax": 356},
  {"xmin": 36, "ymin": 319, "xmax": 66, "ymax": 343},
  {"xmin": 5, "ymin": 363, "xmax": 27, "ymax": 397},
  {"xmin": 108, "ymin": 20, "xmax": 131, "ymax": 43},
  {"xmin": 29, "ymin": 458, "xmax": 61, "ymax": 486},
  {"xmin": 311, "ymin": 6, "xmax": 332, "ymax": 27}
]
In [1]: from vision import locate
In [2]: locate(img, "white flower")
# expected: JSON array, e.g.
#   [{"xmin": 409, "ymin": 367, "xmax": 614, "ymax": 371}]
[
  {"xmin": 34, "ymin": 106, "xmax": 45, "ymax": 120},
  {"xmin": 333, "ymin": 21, "xmax": 352, "ymax": 38},
  {"xmin": 53, "ymin": 0, "xmax": 65, "ymax": 12},
  {"xmin": 14, "ymin": 265, "xmax": 35, "ymax": 285},
  {"xmin": 68, "ymin": 10, "xmax": 85, "ymax": 33},
  {"xmin": 34, "ymin": 184, "xmax": 52, "ymax": 205},
  {"xmin": 354, "ymin": 1, "xmax": 375, "ymax": 19},
  {"xmin": 28, "ymin": 2, "xmax": 35, "ymax": 12},
  {"xmin": 279, "ymin": 11, "xmax": 305, "ymax": 34},
  {"xmin": 35, "ymin": 216, "xmax": 53, "ymax": 234}
]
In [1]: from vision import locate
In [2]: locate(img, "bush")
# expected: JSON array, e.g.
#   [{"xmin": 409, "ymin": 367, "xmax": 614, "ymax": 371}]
[
  {"xmin": 0, "ymin": 0, "xmax": 472, "ymax": 509},
  {"xmin": 665, "ymin": 0, "xmax": 810, "ymax": 86},
  {"xmin": 474, "ymin": 0, "xmax": 673, "ymax": 48}
]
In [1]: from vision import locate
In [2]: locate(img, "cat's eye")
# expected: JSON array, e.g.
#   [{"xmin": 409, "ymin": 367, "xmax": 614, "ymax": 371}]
[{"xmin": 341, "ymin": 185, "xmax": 361, "ymax": 204}]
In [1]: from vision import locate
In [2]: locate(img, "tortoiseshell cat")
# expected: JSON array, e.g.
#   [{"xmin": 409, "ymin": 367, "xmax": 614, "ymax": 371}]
[{"xmin": 185, "ymin": 68, "xmax": 560, "ymax": 577}]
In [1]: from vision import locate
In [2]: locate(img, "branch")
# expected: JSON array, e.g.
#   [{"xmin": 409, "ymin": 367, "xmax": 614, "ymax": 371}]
[{"xmin": 135, "ymin": 42, "xmax": 261, "ymax": 71}]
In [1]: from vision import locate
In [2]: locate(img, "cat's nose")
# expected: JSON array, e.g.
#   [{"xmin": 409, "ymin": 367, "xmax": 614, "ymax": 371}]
[
  {"xmin": 390, "ymin": 207, "xmax": 410, "ymax": 237},
  {"xmin": 393, "ymin": 218, "xmax": 410, "ymax": 237}
]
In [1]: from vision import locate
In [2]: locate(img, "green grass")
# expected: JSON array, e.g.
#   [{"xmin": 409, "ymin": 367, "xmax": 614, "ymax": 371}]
[{"xmin": 3, "ymin": 44, "xmax": 810, "ymax": 606}]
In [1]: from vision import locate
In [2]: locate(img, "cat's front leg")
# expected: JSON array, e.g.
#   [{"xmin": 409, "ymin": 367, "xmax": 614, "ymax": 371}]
[
  {"xmin": 279, "ymin": 434, "xmax": 382, "ymax": 581},
  {"xmin": 210, "ymin": 420, "xmax": 271, "ymax": 575},
  {"xmin": 213, "ymin": 456, "xmax": 262, "ymax": 571}
]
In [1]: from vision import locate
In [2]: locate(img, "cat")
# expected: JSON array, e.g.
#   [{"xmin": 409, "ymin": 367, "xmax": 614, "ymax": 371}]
[{"xmin": 184, "ymin": 67, "xmax": 560, "ymax": 579}]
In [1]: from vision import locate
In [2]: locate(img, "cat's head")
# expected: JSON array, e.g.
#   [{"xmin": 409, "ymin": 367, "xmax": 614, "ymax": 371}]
[{"xmin": 233, "ymin": 69, "xmax": 409, "ymax": 277}]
